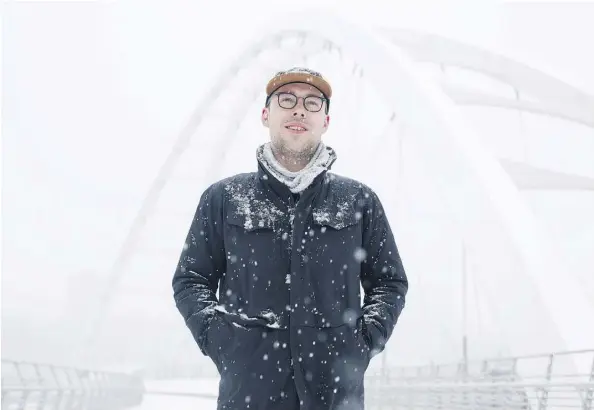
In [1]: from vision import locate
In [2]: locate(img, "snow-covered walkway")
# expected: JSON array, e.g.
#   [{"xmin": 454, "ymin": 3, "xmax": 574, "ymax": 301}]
[{"xmin": 135, "ymin": 378, "xmax": 219, "ymax": 410}]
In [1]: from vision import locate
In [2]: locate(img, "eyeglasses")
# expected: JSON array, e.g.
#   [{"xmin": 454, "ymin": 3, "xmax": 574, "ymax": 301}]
[{"xmin": 272, "ymin": 92, "xmax": 327, "ymax": 113}]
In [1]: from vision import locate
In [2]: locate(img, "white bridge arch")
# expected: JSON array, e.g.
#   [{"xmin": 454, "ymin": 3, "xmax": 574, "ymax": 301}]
[{"xmin": 90, "ymin": 11, "xmax": 594, "ymax": 374}]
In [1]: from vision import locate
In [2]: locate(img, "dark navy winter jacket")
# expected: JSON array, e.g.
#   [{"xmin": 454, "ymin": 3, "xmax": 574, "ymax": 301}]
[{"xmin": 172, "ymin": 160, "xmax": 408, "ymax": 410}]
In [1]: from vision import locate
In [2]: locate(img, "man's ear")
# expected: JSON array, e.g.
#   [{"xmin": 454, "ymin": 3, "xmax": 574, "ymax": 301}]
[
  {"xmin": 322, "ymin": 115, "xmax": 330, "ymax": 133},
  {"xmin": 261, "ymin": 108, "xmax": 269, "ymax": 128}
]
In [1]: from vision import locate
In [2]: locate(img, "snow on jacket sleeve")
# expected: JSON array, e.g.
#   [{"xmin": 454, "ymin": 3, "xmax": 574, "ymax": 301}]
[
  {"xmin": 360, "ymin": 189, "xmax": 409, "ymax": 357},
  {"xmin": 172, "ymin": 183, "xmax": 226, "ymax": 356}
]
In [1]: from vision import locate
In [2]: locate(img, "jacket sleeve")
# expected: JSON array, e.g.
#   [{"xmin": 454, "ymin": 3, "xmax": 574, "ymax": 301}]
[
  {"xmin": 172, "ymin": 183, "xmax": 226, "ymax": 356},
  {"xmin": 360, "ymin": 189, "xmax": 408, "ymax": 357}
]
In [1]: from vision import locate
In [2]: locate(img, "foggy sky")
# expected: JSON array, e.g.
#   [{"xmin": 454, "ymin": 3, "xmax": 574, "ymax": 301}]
[{"xmin": 3, "ymin": 0, "xmax": 593, "ymax": 369}]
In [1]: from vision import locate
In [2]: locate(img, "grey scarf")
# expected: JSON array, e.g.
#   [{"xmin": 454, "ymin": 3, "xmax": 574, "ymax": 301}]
[{"xmin": 257, "ymin": 142, "xmax": 337, "ymax": 193}]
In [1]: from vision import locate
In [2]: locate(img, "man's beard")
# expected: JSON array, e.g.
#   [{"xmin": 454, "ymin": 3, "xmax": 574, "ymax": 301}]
[{"xmin": 271, "ymin": 138, "xmax": 319, "ymax": 166}]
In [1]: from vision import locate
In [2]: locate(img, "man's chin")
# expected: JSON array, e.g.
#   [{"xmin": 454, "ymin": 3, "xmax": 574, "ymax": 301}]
[{"xmin": 276, "ymin": 140, "xmax": 310, "ymax": 155}]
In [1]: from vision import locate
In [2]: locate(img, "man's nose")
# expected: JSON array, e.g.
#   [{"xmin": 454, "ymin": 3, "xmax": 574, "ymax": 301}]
[{"xmin": 292, "ymin": 97, "xmax": 307, "ymax": 117}]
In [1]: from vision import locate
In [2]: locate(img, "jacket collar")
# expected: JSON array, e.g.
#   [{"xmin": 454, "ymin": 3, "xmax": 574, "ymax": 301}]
[{"xmin": 256, "ymin": 159, "xmax": 329, "ymax": 208}]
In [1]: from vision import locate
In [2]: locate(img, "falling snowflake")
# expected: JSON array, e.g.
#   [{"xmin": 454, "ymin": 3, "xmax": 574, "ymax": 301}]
[
  {"xmin": 353, "ymin": 247, "xmax": 367, "ymax": 262},
  {"xmin": 342, "ymin": 309, "xmax": 359, "ymax": 326}
]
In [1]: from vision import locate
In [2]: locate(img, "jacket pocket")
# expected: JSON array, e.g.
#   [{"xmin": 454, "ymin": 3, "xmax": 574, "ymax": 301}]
[
  {"xmin": 311, "ymin": 206, "xmax": 360, "ymax": 230},
  {"xmin": 204, "ymin": 313, "xmax": 234, "ymax": 372},
  {"xmin": 299, "ymin": 208, "xmax": 363, "ymax": 328},
  {"xmin": 297, "ymin": 319, "xmax": 371, "ymax": 398},
  {"xmin": 223, "ymin": 213, "xmax": 289, "ymax": 326}
]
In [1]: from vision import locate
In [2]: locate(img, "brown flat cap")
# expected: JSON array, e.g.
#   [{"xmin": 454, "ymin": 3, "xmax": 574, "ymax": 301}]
[{"xmin": 265, "ymin": 67, "xmax": 332, "ymax": 99}]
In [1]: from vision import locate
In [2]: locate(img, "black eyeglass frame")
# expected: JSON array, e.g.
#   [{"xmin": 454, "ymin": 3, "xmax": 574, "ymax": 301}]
[{"xmin": 265, "ymin": 91, "xmax": 330, "ymax": 114}]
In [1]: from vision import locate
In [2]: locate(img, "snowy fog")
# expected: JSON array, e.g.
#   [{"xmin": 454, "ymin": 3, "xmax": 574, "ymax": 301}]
[{"xmin": 3, "ymin": 1, "xmax": 594, "ymax": 406}]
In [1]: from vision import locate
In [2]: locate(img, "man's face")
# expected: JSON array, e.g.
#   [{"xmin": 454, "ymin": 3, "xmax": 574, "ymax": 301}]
[{"xmin": 261, "ymin": 83, "xmax": 330, "ymax": 159}]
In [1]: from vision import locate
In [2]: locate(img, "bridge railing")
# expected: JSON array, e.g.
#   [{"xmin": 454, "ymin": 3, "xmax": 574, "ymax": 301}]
[
  {"xmin": 366, "ymin": 380, "xmax": 594, "ymax": 410},
  {"xmin": 371, "ymin": 349, "xmax": 594, "ymax": 382},
  {"xmin": 366, "ymin": 349, "xmax": 594, "ymax": 410},
  {"xmin": 1, "ymin": 359, "xmax": 145, "ymax": 410}
]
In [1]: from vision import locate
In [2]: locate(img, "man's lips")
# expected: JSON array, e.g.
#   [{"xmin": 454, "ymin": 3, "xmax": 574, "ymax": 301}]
[{"xmin": 284, "ymin": 123, "xmax": 308, "ymax": 132}]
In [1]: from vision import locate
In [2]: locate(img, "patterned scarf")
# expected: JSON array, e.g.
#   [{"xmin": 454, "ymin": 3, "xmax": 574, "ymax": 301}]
[{"xmin": 256, "ymin": 142, "xmax": 337, "ymax": 193}]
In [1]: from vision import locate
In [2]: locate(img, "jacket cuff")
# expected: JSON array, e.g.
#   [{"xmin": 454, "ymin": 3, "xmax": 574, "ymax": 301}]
[
  {"xmin": 187, "ymin": 311, "xmax": 216, "ymax": 356},
  {"xmin": 364, "ymin": 318, "xmax": 386, "ymax": 357}
]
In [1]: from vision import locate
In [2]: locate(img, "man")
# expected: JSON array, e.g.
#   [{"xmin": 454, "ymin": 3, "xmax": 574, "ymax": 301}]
[{"xmin": 172, "ymin": 67, "xmax": 408, "ymax": 410}]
